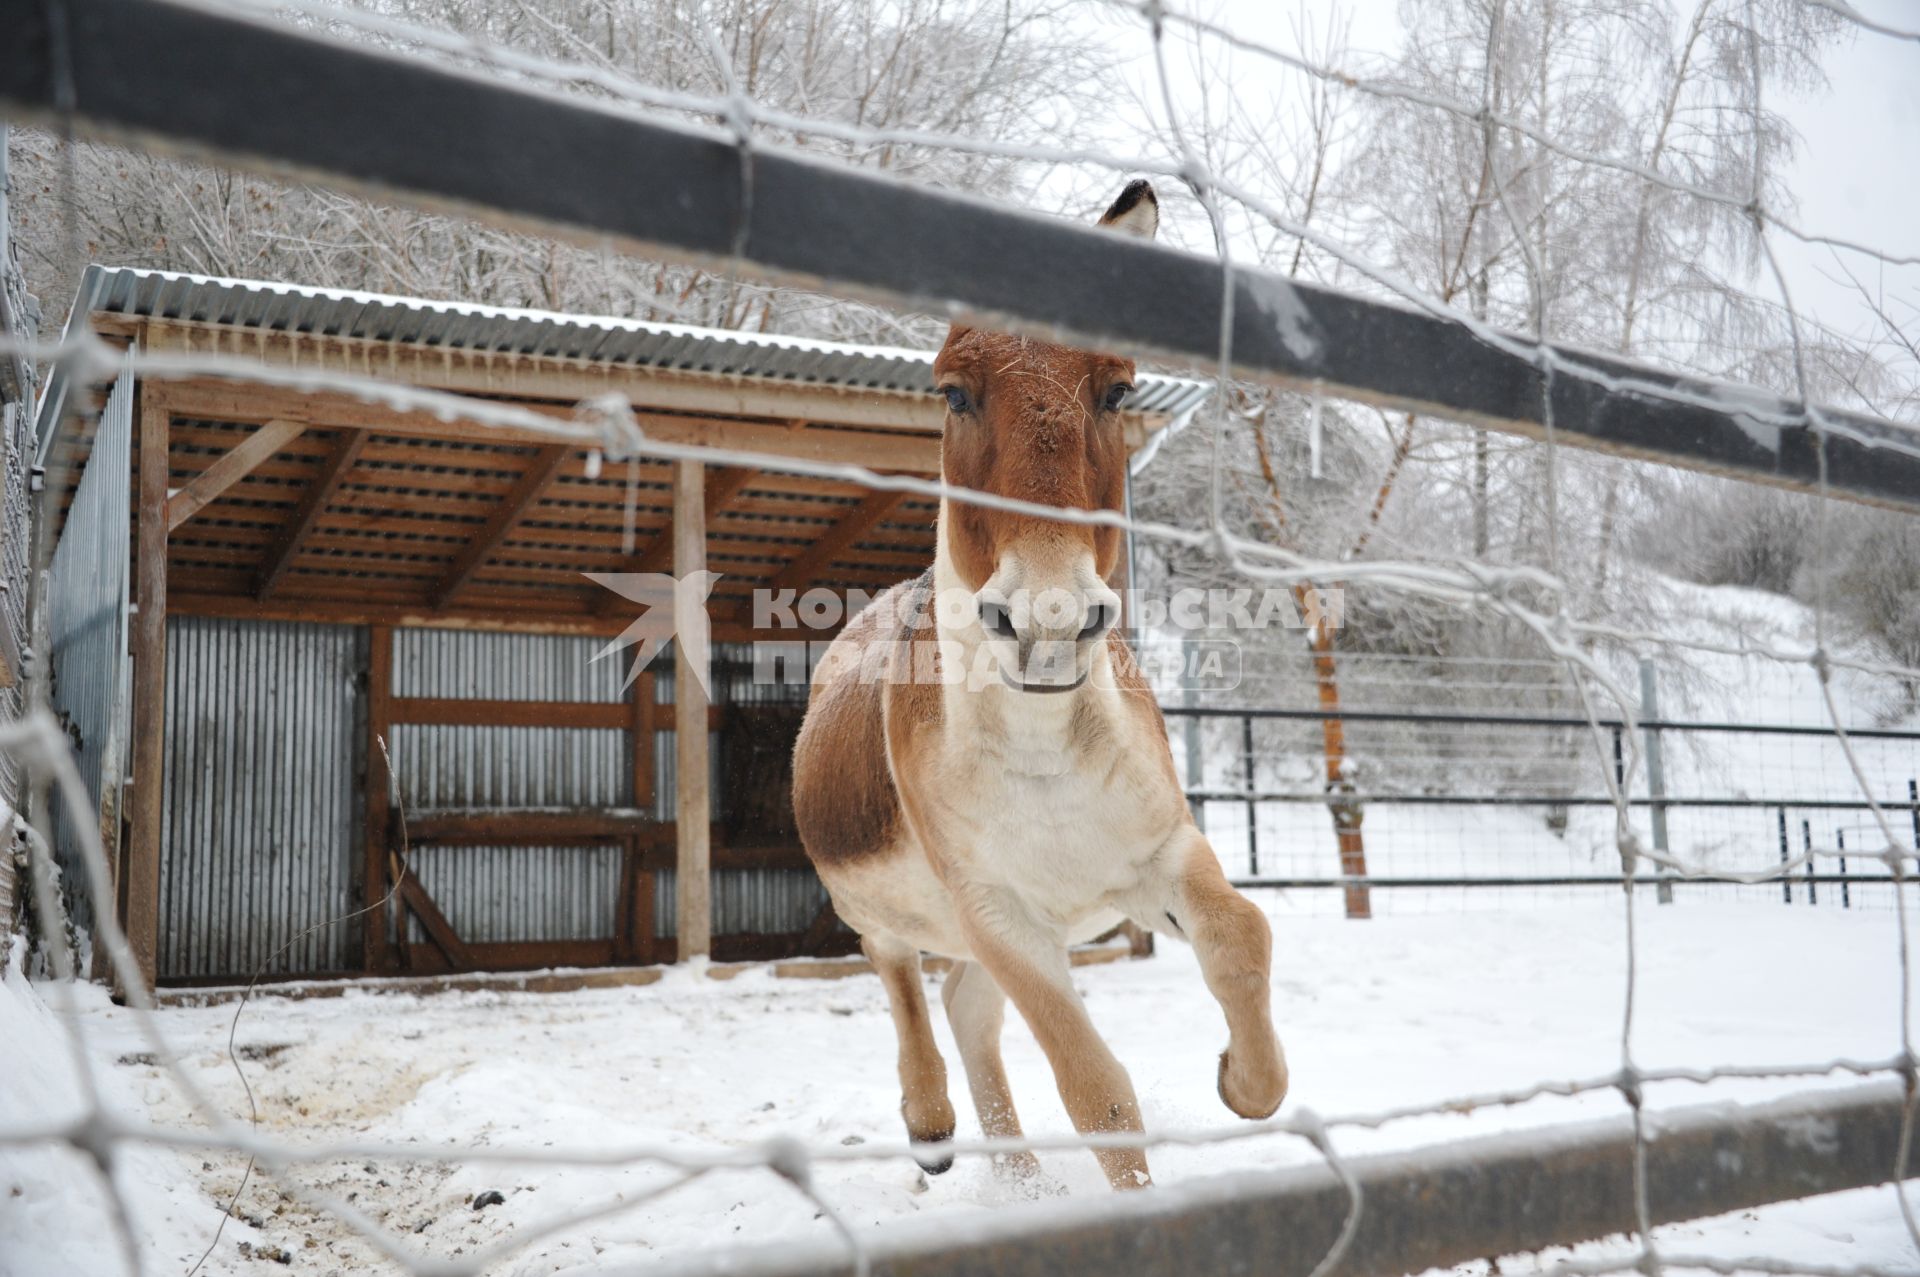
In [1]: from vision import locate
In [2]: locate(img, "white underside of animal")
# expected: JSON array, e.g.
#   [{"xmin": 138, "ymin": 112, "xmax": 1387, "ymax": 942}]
[{"xmin": 811, "ymin": 535, "xmax": 1190, "ymax": 960}]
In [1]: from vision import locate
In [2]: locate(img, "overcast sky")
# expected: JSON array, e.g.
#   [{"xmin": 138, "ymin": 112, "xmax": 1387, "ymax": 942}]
[{"xmin": 1098, "ymin": 0, "xmax": 1919, "ymax": 391}]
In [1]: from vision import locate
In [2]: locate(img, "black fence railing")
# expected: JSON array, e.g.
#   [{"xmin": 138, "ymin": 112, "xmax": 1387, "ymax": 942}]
[{"xmin": 1160, "ymin": 704, "xmax": 1920, "ymax": 904}]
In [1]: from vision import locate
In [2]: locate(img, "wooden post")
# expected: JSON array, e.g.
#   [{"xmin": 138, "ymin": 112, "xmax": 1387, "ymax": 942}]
[
  {"xmin": 631, "ymin": 670, "xmax": 656, "ymax": 811},
  {"xmin": 364, "ymin": 625, "xmax": 394, "ymax": 971},
  {"xmin": 673, "ymin": 459, "xmax": 712, "ymax": 961},
  {"xmin": 126, "ymin": 387, "xmax": 169, "ymax": 992}
]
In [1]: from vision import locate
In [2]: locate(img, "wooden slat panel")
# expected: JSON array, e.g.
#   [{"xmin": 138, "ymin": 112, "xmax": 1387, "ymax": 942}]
[{"xmin": 768, "ymin": 489, "xmax": 911, "ymax": 592}]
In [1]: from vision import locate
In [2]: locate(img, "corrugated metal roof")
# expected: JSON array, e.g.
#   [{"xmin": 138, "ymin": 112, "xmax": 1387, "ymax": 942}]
[{"xmin": 73, "ymin": 265, "xmax": 1211, "ymax": 413}]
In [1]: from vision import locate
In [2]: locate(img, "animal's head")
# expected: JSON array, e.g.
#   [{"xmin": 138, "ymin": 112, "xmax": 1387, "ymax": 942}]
[{"xmin": 933, "ymin": 179, "xmax": 1158, "ymax": 694}]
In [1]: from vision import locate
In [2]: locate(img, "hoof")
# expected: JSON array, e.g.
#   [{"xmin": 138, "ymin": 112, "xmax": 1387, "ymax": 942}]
[
  {"xmin": 1217, "ymin": 1048, "xmax": 1286, "ymax": 1120},
  {"xmin": 911, "ymin": 1126, "xmax": 956, "ymax": 1175}
]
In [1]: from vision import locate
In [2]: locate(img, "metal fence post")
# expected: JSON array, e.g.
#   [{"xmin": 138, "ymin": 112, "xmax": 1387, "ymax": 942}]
[
  {"xmin": 1639, "ymin": 660, "xmax": 1673, "ymax": 904},
  {"xmin": 1838, "ymin": 829, "xmax": 1851, "ymax": 909},
  {"xmin": 1802, "ymin": 819, "xmax": 1817, "ymax": 907},
  {"xmin": 1182, "ymin": 640, "xmax": 1203, "ymax": 828},
  {"xmin": 1778, "ymin": 808, "xmax": 1792, "ymax": 905},
  {"xmin": 1910, "ymin": 779, "xmax": 1919, "ymax": 912},
  {"xmin": 1243, "ymin": 714, "xmax": 1259, "ymax": 878},
  {"xmin": 1910, "ymin": 779, "xmax": 1919, "ymax": 861}
]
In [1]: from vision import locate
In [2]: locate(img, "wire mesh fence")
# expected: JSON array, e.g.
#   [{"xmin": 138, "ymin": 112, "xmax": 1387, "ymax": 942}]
[{"xmin": 2, "ymin": 0, "xmax": 1919, "ymax": 1274}]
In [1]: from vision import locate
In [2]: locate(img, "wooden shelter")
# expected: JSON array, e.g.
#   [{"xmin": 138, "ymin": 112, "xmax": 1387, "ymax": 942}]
[{"xmin": 37, "ymin": 267, "xmax": 1205, "ymax": 988}]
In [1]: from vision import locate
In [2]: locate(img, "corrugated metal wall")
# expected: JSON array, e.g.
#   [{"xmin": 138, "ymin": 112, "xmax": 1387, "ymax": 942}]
[
  {"xmin": 388, "ymin": 632, "xmax": 826, "ymax": 944},
  {"xmin": 46, "ymin": 360, "xmax": 134, "ymax": 938},
  {"xmin": 390, "ymin": 630, "xmax": 634, "ymax": 946},
  {"xmin": 406, "ymin": 845, "xmax": 622, "ymax": 942},
  {"xmin": 159, "ymin": 618, "xmax": 363, "ymax": 979},
  {"xmin": 150, "ymin": 624, "xmax": 829, "ymax": 974},
  {"xmin": 0, "ymin": 402, "xmax": 31, "ymax": 809}
]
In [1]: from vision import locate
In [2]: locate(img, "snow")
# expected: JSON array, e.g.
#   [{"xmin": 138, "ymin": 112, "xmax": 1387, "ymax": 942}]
[
  {"xmin": 3, "ymin": 903, "xmax": 1917, "ymax": 1276},
  {"xmin": 1181, "ymin": 574, "xmax": 1920, "ymax": 910},
  {"xmin": 6, "ymin": 578, "xmax": 1918, "ymax": 1273}
]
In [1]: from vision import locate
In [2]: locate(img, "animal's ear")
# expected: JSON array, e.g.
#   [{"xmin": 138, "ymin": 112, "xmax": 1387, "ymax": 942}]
[{"xmin": 1098, "ymin": 180, "xmax": 1158, "ymax": 240}]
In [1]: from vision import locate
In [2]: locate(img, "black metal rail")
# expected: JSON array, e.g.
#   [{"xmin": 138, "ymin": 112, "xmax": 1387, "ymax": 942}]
[
  {"xmin": 657, "ymin": 1082, "xmax": 1917, "ymax": 1277},
  {"xmin": 1230, "ymin": 874, "xmax": 1899, "ymax": 889},
  {"xmin": 4, "ymin": 0, "xmax": 1920, "ymax": 509},
  {"xmin": 1190, "ymin": 790, "xmax": 1910, "ymax": 810},
  {"xmin": 1171, "ymin": 701, "xmax": 1920, "ymax": 887},
  {"xmin": 1161, "ymin": 703, "xmax": 1920, "ymax": 741}
]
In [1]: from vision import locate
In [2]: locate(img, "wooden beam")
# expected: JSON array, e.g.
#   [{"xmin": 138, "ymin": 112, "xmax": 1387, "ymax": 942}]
[
  {"xmin": 769, "ymin": 489, "xmax": 911, "ymax": 593},
  {"xmin": 430, "ymin": 443, "xmax": 571, "ymax": 608},
  {"xmin": 388, "ymin": 696, "xmax": 628, "ymax": 729},
  {"xmin": 403, "ymin": 809, "xmax": 654, "ymax": 845},
  {"xmin": 618, "ymin": 844, "xmax": 656, "ymax": 964},
  {"xmin": 364, "ymin": 626, "xmax": 394, "ymax": 972},
  {"xmin": 257, "ymin": 429, "xmax": 366, "ymax": 599},
  {"xmin": 141, "ymin": 318, "xmax": 949, "ymax": 433},
  {"xmin": 631, "ymin": 671, "xmax": 656, "ymax": 810},
  {"xmin": 165, "ymin": 417, "xmax": 306, "ymax": 531},
  {"xmin": 674, "ymin": 458, "xmax": 712, "ymax": 962},
  {"xmin": 400, "ymin": 937, "xmax": 609, "ymax": 974},
  {"xmin": 596, "ymin": 465, "xmax": 757, "ymax": 614},
  {"xmin": 167, "ymin": 590, "xmax": 834, "ymax": 645},
  {"xmin": 150, "ymin": 379, "xmax": 943, "ymax": 473},
  {"xmin": 126, "ymin": 386, "xmax": 169, "ymax": 993},
  {"xmin": 395, "ymin": 874, "xmax": 474, "ymax": 969}
]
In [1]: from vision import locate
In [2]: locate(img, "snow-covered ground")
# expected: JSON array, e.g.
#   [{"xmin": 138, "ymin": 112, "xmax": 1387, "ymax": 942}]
[
  {"xmin": 7, "ymin": 576, "xmax": 1917, "ymax": 1274},
  {"xmin": 4, "ymin": 900, "xmax": 1917, "ymax": 1276}
]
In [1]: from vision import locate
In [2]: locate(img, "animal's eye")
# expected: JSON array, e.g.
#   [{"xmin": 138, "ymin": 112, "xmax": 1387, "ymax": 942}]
[
  {"xmin": 943, "ymin": 385, "xmax": 972, "ymax": 414},
  {"xmin": 1102, "ymin": 383, "xmax": 1133, "ymax": 412}
]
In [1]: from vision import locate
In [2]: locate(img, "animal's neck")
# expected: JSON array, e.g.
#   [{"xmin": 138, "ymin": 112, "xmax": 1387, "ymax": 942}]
[{"xmin": 932, "ymin": 503, "xmax": 1115, "ymax": 777}]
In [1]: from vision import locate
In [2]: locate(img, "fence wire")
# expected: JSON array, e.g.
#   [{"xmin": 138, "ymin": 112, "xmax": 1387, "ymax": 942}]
[{"xmin": 3, "ymin": 0, "xmax": 1920, "ymax": 1273}]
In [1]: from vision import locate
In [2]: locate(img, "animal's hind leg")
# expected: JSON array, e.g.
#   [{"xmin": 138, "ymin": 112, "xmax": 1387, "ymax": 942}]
[
  {"xmin": 863, "ymin": 934, "xmax": 958, "ymax": 1173},
  {"xmin": 941, "ymin": 960, "xmax": 1040, "ymax": 1180}
]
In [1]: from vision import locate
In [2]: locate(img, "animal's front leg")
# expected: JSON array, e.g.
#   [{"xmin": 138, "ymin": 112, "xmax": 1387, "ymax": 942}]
[
  {"xmin": 952, "ymin": 883, "xmax": 1151, "ymax": 1190},
  {"xmin": 862, "ymin": 934, "xmax": 958, "ymax": 1172},
  {"xmin": 1119, "ymin": 828, "xmax": 1288, "ymax": 1121}
]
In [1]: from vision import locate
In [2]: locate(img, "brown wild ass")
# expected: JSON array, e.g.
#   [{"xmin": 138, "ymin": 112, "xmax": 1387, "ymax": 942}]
[{"xmin": 790, "ymin": 180, "xmax": 1287, "ymax": 1190}]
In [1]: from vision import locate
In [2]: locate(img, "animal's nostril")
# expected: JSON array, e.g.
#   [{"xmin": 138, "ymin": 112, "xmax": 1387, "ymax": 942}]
[
  {"xmin": 1078, "ymin": 601, "xmax": 1118, "ymax": 642},
  {"xmin": 979, "ymin": 598, "xmax": 1020, "ymax": 641}
]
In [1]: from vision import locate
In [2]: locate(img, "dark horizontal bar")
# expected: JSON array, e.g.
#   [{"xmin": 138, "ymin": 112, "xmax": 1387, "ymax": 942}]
[
  {"xmin": 4, "ymin": 0, "xmax": 1920, "ymax": 509},
  {"xmin": 1231, "ymin": 875, "xmax": 1902, "ymax": 889},
  {"xmin": 1188, "ymin": 790, "xmax": 1913, "ymax": 810},
  {"xmin": 1161, "ymin": 704, "xmax": 1920, "ymax": 742},
  {"xmin": 655, "ymin": 1082, "xmax": 1915, "ymax": 1277}
]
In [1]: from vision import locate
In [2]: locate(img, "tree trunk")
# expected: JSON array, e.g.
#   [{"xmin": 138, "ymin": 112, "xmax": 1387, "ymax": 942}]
[{"xmin": 1294, "ymin": 581, "xmax": 1370, "ymax": 919}]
